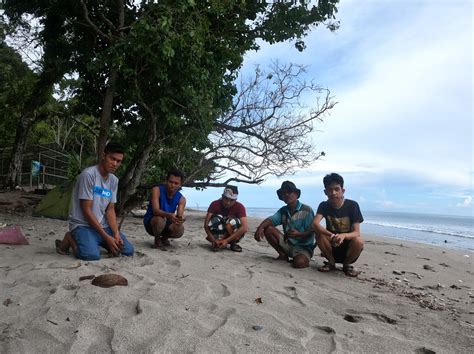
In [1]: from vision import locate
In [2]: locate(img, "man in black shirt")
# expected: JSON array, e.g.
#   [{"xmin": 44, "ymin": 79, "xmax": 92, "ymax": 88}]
[{"xmin": 312, "ymin": 173, "xmax": 364, "ymax": 277}]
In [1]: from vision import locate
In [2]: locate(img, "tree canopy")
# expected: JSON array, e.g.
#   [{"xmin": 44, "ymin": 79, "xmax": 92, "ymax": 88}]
[{"xmin": 1, "ymin": 0, "xmax": 340, "ymax": 210}]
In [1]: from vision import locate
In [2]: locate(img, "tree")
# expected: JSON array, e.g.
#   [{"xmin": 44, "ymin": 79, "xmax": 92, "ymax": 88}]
[
  {"xmin": 2, "ymin": 0, "xmax": 340, "ymax": 208},
  {"xmin": 2, "ymin": 1, "xmax": 74, "ymax": 187},
  {"xmin": 184, "ymin": 62, "xmax": 336, "ymax": 188},
  {"xmin": 0, "ymin": 43, "xmax": 36, "ymax": 148}
]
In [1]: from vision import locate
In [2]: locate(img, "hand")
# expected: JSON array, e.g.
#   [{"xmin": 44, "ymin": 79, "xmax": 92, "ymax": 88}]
[
  {"xmin": 331, "ymin": 234, "xmax": 345, "ymax": 247},
  {"xmin": 170, "ymin": 214, "xmax": 185, "ymax": 225},
  {"xmin": 215, "ymin": 239, "xmax": 228, "ymax": 248},
  {"xmin": 254, "ymin": 228, "xmax": 264, "ymax": 242},
  {"xmin": 286, "ymin": 228, "xmax": 299, "ymax": 238},
  {"xmin": 114, "ymin": 231, "xmax": 124, "ymax": 250},
  {"xmin": 105, "ymin": 235, "xmax": 121, "ymax": 255}
]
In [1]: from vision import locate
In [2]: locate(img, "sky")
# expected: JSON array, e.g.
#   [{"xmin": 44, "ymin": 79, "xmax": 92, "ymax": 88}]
[{"xmin": 184, "ymin": 0, "xmax": 473, "ymax": 217}]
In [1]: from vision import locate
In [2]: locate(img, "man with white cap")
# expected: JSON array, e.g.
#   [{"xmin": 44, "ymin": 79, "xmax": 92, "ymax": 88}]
[{"xmin": 204, "ymin": 185, "xmax": 248, "ymax": 252}]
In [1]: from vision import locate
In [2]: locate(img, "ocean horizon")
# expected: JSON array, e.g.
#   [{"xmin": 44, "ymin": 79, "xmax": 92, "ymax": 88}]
[{"xmin": 191, "ymin": 207, "xmax": 474, "ymax": 252}]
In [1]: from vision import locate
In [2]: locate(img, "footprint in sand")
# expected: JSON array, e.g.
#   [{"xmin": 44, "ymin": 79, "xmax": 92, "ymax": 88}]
[
  {"xmin": 62, "ymin": 284, "xmax": 79, "ymax": 291},
  {"xmin": 205, "ymin": 308, "xmax": 236, "ymax": 338},
  {"xmin": 344, "ymin": 314, "xmax": 362, "ymax": 323},
  {"xmin": 273, "ymin": 286, "xmax": 306, "ymax": 307},
  {"xmin": 415, "ymin": 347, "xmax": 436, "ymax": 354},
  {"xmin": 344, "ymin": 311, "xmax": 397, "ymax": 325},
  {"xmin": 301, "ymin": 325, "xmax": 337, "ymax": 352},
  {"xmin": 315, "ymin": 325, "xmax": 335, "ymax": 334},
  {"xmin": 267, "ymin": 269, "xmax": 294, "ymax": 279},
  {"xmin": 132, "ymin": 252, "xmax": 155, "ymax": 267},
  {"xmin": 206, "ymin": 283, "xmax": 231, "ymax": 300}
]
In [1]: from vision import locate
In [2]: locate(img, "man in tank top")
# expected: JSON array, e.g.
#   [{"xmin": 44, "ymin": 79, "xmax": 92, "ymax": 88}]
[{"xmin": 143, "ymin": 170, "xmax": 186, "ymax": 249}]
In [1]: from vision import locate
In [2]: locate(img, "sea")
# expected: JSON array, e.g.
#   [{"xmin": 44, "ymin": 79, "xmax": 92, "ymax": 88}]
[{"xmin": 195, "ymin": 207, "xmax": 474, "ymax": 252}]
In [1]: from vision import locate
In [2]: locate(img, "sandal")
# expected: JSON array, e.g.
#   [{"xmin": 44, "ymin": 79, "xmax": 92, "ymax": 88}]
[
  {"xmin": 318, "ymin": 262, "xmax": 336, "ymax": 272},
  {"xmin": 343, "ymin": 265, "xmax": 360, "ymax": 277},
  {"xmin": 230, "ymin": 242, "xmax": 242, "ymax": 252},
  {"xmin": 55, "ymin": 239, "xmax": 69, "ymax": 255}
]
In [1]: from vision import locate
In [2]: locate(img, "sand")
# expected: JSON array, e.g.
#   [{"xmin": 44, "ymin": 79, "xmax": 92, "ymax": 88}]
[{"xmin": 0, "ymin": 207, "xmax": 473, "ymax": 353}]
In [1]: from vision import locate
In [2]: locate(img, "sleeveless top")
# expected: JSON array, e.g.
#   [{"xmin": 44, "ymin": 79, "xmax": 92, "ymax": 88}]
[{"xmin": 143, "ymin": 184, "xmax": 182, "ymax": 225}]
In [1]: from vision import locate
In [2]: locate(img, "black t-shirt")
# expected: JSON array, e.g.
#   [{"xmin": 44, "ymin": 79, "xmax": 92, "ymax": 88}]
[{"xmin": 316, "ymin": 199, "xmax": 363, "ymax": 234}]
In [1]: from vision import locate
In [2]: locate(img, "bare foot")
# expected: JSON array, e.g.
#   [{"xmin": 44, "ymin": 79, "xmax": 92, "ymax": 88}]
[
  {"xmin": 161, "ymin": 237, "xmax": 171, "ymax": 246},
  {"xmin": 152, "ymin": 237, "xmax": 167, "ymax": 251},
  {"xmin": 55, "ymin": 239, "xmax": 69, "ymax": 255},
  {"xmin": 55, "ymin": 232, "xmax": 76, "ymax": 256},
  {"xmin": 274, "ymin": 254, "xmax": 289, "ymax": 261}
]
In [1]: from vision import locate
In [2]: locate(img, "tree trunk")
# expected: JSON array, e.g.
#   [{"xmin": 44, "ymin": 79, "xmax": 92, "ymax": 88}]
[
  {"xmin": 96, "ymin": 68, "xmax": 118, "ymax": 160},
  {"xmin": 6, "ymin": 116, "xmax": 34, "ymax": 188},
  {"xmin": 6, "ymin": 72, "xmax": 59, "ymax": 188},
  {"xmin": 95, "ymin": 0, "xmax": 124, "ymax": 160},
  {"xmin": 116, "ymin": 114, "xmax": 158, "ymax": 215}
]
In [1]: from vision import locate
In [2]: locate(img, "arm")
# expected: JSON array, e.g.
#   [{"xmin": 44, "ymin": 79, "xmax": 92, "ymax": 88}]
[
  {"xmin": 105, "ymin": 202, "xmax": 123, "ymax": 248},
  {"xmin": 312, "ymin": 213, "xmax": 361, "ymax": 246},
  {"xmin": 204, "ymin": 212, "xmax": 217, "ymax": 244},
  {"xmin": 312, "ymin": 213, "xmax": 333, "ymax": 238},
  {"xmin": 254, "ymin": 218, "xmax": 273, "ymax": 241},
  {"xmin": 286, "ymin": 210, "xmax": 314, "ymax": 239},
  {"xmin": 216, "ymin": 216, "xmax": 249, "ymax": 247},
  {"xmin": 285, "ymin": 228, "xmax": 313, "ymax": 238},
  {"xmin": 329, "ymin": 222, "xmax": 361, "ymax": 246},
  {"xmin": 80, "ymin": 199, "xmax": 121, "ymax": 253},
  {"xmin": 175, "ymin": 196, "xmax": 186, "ymax": 224},
  {"xmin": 150, "ymin": 186, "xmax": 179, "ymax": 223}
]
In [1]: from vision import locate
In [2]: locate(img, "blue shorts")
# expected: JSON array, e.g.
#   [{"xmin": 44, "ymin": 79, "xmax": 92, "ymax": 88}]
[{"xmin": 72, "ymin": 226, "xmax": 134, "ymax": 261}]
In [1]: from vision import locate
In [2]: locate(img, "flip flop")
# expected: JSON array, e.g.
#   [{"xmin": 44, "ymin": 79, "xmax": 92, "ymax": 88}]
[
  {"xmin": 230, "ymin": 242, "xmax": 242, "ymax": 252},
  {"xmin": 343, "ymin": 265, "xmax": 360, "ymax": 277},
  {"xmin": 317, "ymin": 262, "xmax": 336, "ymax": 272},
  {"xmin": 55, "ymin": 239, "xmax": 69, "ymax": 255}
]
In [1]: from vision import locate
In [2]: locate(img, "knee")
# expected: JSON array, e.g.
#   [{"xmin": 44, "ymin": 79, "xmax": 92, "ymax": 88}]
[
  {"xmin": 73, "ymin": 228, "xmax": 101, "ymax": 260},
  {"xmin": 120, "ymin": 233, "xmax": 134, "ymax": 256},
  {"xmin": 175, "ymin": 224, "xmax": 185, "ymax": 238},
  {"xmin": 168, "ymin": 224, "xmax": 184, "ymax": 238},
  {"xmin": 292, "ymin": 255, "xmax": 310, "ymax": 269},
  {"xmin": 263, "ymin": 225, "xmax": 277, "ymax": 237},
  {"xmin": 152, "ymin": 216, "xmax": 166, "ymax": 228},
  {"xmin": 315, "ymin": 233, "xmax": 327, "ymax": 245},
  {"xmin": 352, "ymin": 237, "xmax": 364, "ymax": 250},
  {"xmin": 122, "ymin": 243, "xmax": 134, "ymax": 257},
  {"xmin": 76, "ymin": 248, "xmax": 101, "ymax": 261}
]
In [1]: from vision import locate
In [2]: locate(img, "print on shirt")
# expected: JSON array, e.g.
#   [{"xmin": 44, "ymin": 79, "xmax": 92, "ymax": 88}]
[
  {"xmin": 93, "ymin": 185, "xmax": 112, "ymax": 199},
  {"xmin": 326, "ymin": 216, "xmax": 351, "ymax": 233}
]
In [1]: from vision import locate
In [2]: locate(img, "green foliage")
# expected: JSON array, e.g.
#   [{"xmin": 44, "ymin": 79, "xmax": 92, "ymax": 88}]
[
  {"xmin": 0, "ymin": 43, "xmax": 36, "ymax": 147},
  {"xmin": 2, "ymin": 0, "xmax": 340, "ymax": 190}
]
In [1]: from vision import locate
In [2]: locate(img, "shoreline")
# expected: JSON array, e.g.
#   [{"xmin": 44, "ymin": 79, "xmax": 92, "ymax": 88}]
[
  {"xmin": 188, "ymin": 208, "xmax": 474, "ymax": 252},
  {"xmin": 1, "ymin": 210, "xmax": 473, "ymax": 352}
]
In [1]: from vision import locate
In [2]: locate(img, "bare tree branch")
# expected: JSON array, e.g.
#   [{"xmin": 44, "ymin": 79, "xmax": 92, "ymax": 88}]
[
  {"xmin": 78, "ymin": 0, "xmax": 112, "ymax": 43},
  {"xmin": 188, "ymin": 61, "xmax": 337, "ymax": 187}
]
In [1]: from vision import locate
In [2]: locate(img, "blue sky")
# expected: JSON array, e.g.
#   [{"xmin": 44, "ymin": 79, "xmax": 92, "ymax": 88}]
[{"xmin": 184, "ymin": 0, "xmax": 473, "ymax": 217}]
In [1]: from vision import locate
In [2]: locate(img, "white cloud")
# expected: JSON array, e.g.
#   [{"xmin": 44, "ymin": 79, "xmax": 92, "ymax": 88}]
[
  {"xmin": 188, "ymin": 1, "xmax": 473, "ymax": 216},
  {"xmin": 456, "ymin": 196, "xmax": 472, "ymax": 208}
]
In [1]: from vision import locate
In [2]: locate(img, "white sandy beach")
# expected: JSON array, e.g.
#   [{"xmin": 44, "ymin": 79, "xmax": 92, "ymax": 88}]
[{"xmin": 0, "ymin": 199, "xmax": 473, "ymax": 353}]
